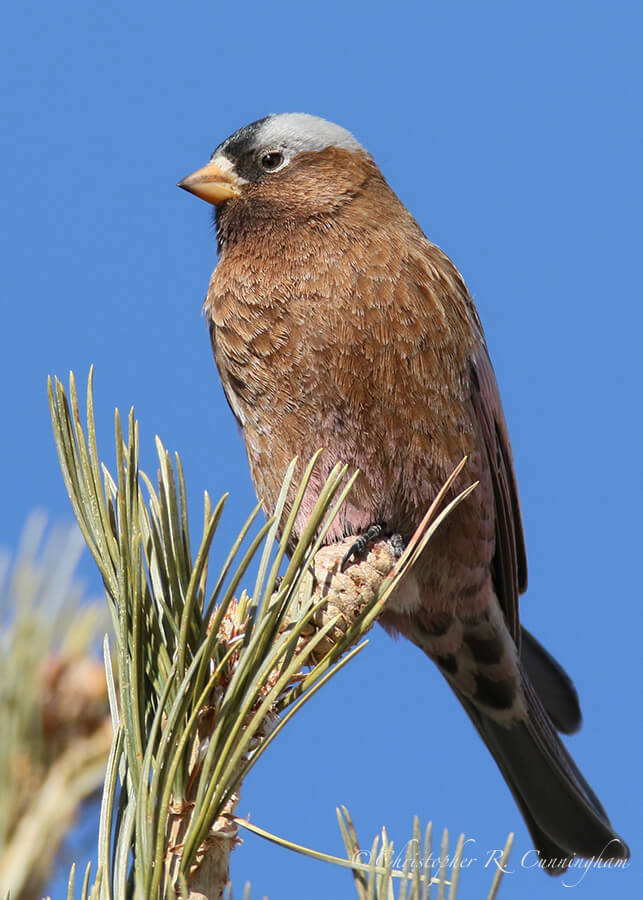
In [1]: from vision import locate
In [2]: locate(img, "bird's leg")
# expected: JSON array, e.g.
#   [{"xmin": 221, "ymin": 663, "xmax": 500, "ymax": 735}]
[{"xmin": 341, "ymin": 522, "xmax": 389, "ymax": 570}]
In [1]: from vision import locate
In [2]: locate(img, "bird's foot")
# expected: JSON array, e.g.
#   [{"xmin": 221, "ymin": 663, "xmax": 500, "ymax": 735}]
[
  {"xmin": 387, "ymin": 532, "xmax": 406, "ymax": 558},
  {"xmin": 341, "ymin": 523, "xmax": 386, "ymax": 571}
]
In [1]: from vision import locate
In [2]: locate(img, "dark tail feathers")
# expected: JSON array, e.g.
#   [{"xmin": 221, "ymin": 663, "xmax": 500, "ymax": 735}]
[
  {"xmin": 454, "ymin": 643, "xmax": 629, "ymax": 875},
  {"xmin": 520, "ymin": 626, "xmax": 581, "ymax": 734}
]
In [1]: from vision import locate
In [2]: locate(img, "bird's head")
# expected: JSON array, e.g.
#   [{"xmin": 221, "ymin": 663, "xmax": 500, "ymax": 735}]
[{"xmin": 178, "ymin": 113, "xmax": 378, "ymax": 237}]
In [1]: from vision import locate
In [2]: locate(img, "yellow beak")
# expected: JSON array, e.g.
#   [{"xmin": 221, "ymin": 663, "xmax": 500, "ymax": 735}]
[{"xmin": 177, "ymin": 159, "xmax": 243, "ymax": 205}]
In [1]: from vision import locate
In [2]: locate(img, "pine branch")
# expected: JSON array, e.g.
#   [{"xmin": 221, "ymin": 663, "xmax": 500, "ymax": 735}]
[
  {"xmin": 0, "ymin": 517, "xmax": 109, "ymax": 900},
  {"xmin": 48, "ymin": 369, "xmax": 481, "ymax": 899}
]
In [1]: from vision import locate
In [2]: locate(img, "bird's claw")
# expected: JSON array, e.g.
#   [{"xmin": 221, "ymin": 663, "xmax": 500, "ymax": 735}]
[
  {"xmin": 341, "ymin": 523, "xmax": 385, "ymax": 571},
  {"xmin": 387, "ymin": 532, "xmax": 406, "ymax": 558}
]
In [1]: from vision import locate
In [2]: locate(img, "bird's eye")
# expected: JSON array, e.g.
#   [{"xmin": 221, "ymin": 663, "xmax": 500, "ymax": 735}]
[{"xmin": 260, "ymin": 151, "xmax": 284, "ymax": 171}]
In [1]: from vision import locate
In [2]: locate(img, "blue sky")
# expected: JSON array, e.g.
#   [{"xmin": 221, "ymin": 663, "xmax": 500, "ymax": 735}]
[{"xmin": 2, "ymin": 1, "xmax": 641, "ymax": 897}]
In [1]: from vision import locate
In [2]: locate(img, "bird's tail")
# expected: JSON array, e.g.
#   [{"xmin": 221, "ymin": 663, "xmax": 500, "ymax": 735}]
[{"xmin": 451, "ymin": 631, "xmax": 629, "ymax": 874}]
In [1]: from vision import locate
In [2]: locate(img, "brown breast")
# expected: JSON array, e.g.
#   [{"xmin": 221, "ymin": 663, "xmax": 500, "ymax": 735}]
[{"xmin": 204, "ymin": 151, "xmax": 491, "ymax": 580}]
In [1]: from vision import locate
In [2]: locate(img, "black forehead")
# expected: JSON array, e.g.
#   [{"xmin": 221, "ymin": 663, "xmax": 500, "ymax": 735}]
[
  {"xmin": 212, "ymin": 116, "xmax": 280, "ymax": 183},
  {"xmin": 211, "ymin": 116, "xmax": 271, "ymax": 161}
]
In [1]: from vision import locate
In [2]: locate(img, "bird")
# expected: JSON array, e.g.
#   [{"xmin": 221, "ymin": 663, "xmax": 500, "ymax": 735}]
[{"xmin": 178, "ymin": 112, "xmax": 629, "ymax": 874}]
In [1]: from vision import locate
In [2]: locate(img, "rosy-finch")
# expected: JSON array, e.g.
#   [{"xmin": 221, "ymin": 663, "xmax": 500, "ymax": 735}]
[{"xmin": 179, "ymin": 113, "xmax": 628, "ymax": 873}]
